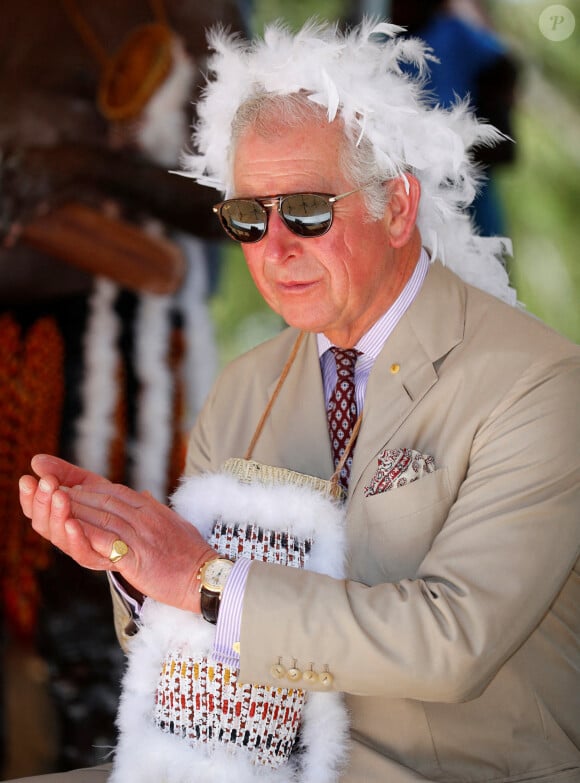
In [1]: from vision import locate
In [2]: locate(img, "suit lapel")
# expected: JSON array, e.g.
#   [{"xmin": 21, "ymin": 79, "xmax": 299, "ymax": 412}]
[
  {"xmin": 258, "ymin": 331, "xmax": 335, "ymax": 479},
  {"xmin": 349, "ymin": 262, "xmax": 466, "ymax": 496},
  {"xmin": 247, "ymin": 262, "xmax": 467, "ymax": 488}
]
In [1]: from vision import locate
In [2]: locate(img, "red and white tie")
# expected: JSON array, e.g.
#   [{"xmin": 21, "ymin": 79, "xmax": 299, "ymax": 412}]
[{"xmin": 327, "ymin": 347, "xmax": 360, "ymax": 491}]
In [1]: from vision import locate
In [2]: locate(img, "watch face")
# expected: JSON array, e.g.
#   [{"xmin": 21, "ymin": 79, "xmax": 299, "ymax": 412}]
[{"xmin": 203, "ymin": 558, "xmax": 233, "ymax": 591}]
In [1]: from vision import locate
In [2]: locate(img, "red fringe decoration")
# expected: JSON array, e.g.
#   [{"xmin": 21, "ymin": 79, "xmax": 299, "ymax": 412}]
[{"xmin": 0, "ymin": 315, "xmax": 65, "ymax": 641}]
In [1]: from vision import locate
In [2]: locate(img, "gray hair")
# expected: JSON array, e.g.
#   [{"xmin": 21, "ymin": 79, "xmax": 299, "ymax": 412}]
[
  {"xmin": 229, "ymin": 92, "xmax": 389, "ymax": 220},
  {"xmin": 181, "ymin": 20, "xmax": 516, "ymax": 303}
]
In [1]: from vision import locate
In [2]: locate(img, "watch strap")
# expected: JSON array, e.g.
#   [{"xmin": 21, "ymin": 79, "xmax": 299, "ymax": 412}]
[
  {"xmin": 200, "ymin": 588, "xmax": 221, "ymax": 624},
  {"xmin": 197, "ymin": 557, "xmax": 234, "ymax": 625}
]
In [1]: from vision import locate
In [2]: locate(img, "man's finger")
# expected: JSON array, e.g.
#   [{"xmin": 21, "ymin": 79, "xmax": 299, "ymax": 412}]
[
  {"xmin": 62, "ymin": 517, "xmax": 130, "ymax": 572},
  {"xmin": 30, "ymin": 454, "xmax": 111, "ymax": 488},
  {"xmin": 29, "ymin": 474, "xmax": 60, "ymax": 536},
  {"xmin": 66, "ymin": 482, "xmax": 165, "ymax": 513},
  {"xmin": 19, "ymin": 474, "xmax": 38, "ymax": 518}
]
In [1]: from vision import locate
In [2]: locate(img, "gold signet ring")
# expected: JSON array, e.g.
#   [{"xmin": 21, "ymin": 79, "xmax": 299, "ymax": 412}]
[{"xmin": 109, "ymin": 539, "xmax": 129, "ymax": 564}]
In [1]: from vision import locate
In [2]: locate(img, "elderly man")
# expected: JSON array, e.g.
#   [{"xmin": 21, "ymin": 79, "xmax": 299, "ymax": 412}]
[{"xmin": 16, "ymin": 19, "xmax": 580, "ymax": 783}]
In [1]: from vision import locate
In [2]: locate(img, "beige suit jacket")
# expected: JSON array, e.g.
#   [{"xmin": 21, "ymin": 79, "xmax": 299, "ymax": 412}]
[{"xmin": 110, "ymin": 262, "xmax": 580, "ymax": 783}]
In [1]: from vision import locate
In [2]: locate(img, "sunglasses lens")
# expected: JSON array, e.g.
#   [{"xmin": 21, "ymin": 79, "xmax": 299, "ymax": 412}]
[
  {"xmin": 219, "ymin": 199, "xmax": 267, "ymax": 242},
  {"xmin": 281, "ymin": 194, "xmax": 333, "ymax": 237}
]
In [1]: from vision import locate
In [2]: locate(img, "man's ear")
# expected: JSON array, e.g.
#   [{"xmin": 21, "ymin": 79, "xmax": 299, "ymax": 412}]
[{"xmin": 383, "ymin": 174, "xmax": 421, "ymax": 248}]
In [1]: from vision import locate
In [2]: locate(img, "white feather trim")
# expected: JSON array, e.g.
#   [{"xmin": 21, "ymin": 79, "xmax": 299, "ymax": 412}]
[
  {"xmin": 111, "ymin": 469, "xmax": 349, "ymax": 782},
  {"xmin": 137, "ymin": 36, "xmax": 196, "ymax": 167},
  {"xmin": 75, "ymin": 277, "xmax": 120, "ymax": 474},
  {"xmin": 131, "ymin": 284, "xmax": 173, "ymax": 501},
  {"xmin": 171, "ymin": 472, "xmax": 346, "ymax": 577},
  {"xmin": 175, "ymin": 234, "xmax": 219, "ymax": 429}
]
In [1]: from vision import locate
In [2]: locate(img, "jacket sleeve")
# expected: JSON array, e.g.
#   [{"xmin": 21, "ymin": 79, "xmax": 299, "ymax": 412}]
[{"xmin": 237, "ymin": 355, "xmax": 580, "ymax": 701}]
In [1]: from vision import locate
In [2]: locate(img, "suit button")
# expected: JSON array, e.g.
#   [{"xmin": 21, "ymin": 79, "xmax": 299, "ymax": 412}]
[
  {"xmin": 319, "ymin": 670, "xmax": 334, "ymax": 688},
  {"xmin": 287, "ymin": 666, "xmax": 302, "ymax": 682},
  {"xmin": 270, "ymin": 662, "xmax": 286, "ymax": 679},
  {"xmin": 302, "ymin": 668, "xmax": 319, "ymax": 684}
]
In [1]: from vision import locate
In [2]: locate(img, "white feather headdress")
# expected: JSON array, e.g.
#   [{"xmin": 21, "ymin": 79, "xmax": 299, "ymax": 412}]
[{"xmin": 180, "ymin": 18, "xmax": 516, "ymax": 304}]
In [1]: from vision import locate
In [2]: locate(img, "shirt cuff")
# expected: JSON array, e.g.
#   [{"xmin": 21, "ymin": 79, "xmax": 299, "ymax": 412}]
[
  {"xmin": 109, "ymin": 572, "xmax": 143, "ymax": 620},
  {"xmin": 212, "ymin": 557, "xmax": 252, "ymax": 668}
]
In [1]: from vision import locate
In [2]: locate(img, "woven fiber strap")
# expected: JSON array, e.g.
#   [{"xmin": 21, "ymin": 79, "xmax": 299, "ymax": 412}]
[
  {"xmin": 241, "ymin": 331, "xmax": 361, "ymax": 499},
  {"xmin": 223, "ymin": 457, "xmax": 343, "ymax": 500}
]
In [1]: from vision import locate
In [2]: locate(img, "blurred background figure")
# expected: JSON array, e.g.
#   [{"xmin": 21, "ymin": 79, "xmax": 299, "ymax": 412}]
[
  {"xmin": 0, "ymin": 0, "xmax": 247, "ymax": 775},
  {"xmin": 389, "ymin": 0, "xmax": 519, "ymax": 237}
]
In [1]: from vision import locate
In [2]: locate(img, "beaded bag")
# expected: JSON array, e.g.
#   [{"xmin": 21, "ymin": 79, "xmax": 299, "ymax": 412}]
[
  {"xmin": 110, "ymin": 460, "xmax": 348, "ymax": 782},
  {"xmin": 111, "ymin": 334, "xmax": 353, "ymax": 782}
]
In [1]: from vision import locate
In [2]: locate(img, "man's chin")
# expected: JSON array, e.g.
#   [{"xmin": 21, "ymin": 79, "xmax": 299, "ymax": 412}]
[{"xmin": 276, "ymin": 304, "xmax": 328, "ymax": 334}]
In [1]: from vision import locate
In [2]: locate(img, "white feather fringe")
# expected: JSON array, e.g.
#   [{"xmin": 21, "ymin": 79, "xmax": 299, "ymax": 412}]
[
  {"xmin": 131, "ymin": 282, "xmax": 173, "ymax": 501},
  {"xmin": 137, "ymin": 35, "xmax": 196, "ymax": 167},
  {"xmin": 175, "ymin": 234, "xmax": 219, "ymax": 430},
  {"xmin": 75, "ymin": 277, "xmax": 120, "ymax": 474},
  {"xmin": 74, "ymin": 41, "xmax": 218, "ymax": 496}
]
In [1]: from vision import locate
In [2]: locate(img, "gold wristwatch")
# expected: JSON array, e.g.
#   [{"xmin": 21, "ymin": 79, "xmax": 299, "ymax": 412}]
[{"xmin": 198, "ymin": 557, "xmax": 234, "ymax": 624}]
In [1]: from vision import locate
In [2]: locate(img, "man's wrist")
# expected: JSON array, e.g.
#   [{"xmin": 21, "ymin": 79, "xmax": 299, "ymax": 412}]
[
  {"xmin": 197, "ymin": 556, "xmax": 235, "ymax": 624},
  {"xmin": 212, "ymin": 557, "xmax": 251, "ymax": 667},
  {"xmin": 114, "ymin": 572, "xmax": 144, "ymax": 605}
]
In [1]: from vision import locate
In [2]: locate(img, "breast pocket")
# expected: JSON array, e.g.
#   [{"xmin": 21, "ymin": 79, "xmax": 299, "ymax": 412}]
[{"xmin": 350, "ymin": 468, "xmax": 452, "ymax": 584}]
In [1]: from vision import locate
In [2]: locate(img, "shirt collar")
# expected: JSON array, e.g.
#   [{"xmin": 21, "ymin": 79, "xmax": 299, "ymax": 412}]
[{"xmin": 317, "ymin": 248, "xmax": 430, "ymax": 359}]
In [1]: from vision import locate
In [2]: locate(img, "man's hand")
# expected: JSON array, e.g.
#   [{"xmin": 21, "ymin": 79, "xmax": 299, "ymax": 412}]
[{"xmin": 19, "ymin": 454, "xmax": 216, "ymax": 614}]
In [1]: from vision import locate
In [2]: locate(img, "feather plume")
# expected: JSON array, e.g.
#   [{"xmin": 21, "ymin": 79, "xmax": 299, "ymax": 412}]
[{"xmin": 180, "ymin": 18, "xmax": 516, "ymax": 304}]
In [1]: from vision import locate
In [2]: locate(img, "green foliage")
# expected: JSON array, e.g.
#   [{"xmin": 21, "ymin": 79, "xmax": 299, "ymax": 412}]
[
  {"xmin": 252, "ymin": 0, "xmax": 348, "ymax": 33},
  {"xmin": 498, "ymin": 109, "xmax": 580, "ymax": 340},
  {"xmin": 491, "ymin": 0, "xmax": 580, "ymax": 342},
  {"xmin": 210, "ymin": 244, "xmax": 283, "ymax": 366}
]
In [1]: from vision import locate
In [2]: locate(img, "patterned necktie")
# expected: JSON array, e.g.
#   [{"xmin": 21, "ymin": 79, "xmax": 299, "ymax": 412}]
[{"xmin": 327, "ymin": 347, "xmax": 360, "ymax": 491}]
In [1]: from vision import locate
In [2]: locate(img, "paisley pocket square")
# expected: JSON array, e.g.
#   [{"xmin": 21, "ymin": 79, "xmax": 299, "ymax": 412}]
[{"xmin": 364, "ymin": 447, "xmax": 435, "ymax": 497}]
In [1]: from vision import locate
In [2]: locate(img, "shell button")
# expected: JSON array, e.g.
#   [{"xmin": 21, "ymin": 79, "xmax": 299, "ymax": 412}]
[
  {"xmin": 270, "ymin": 662, "xmax": 286, "ymax": 679},
  {"xmin": 287, "ymin": 666, "xmax": 302, "ymax": 682},
  {"xmin": 319, "ymin": 670, "xmax": 334, "ymax": 688}
]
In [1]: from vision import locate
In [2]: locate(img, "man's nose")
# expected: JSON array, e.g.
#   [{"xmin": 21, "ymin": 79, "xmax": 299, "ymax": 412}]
[{"xmin": 262, "ymin": 209, "xmax": 301, "ymax": 260}]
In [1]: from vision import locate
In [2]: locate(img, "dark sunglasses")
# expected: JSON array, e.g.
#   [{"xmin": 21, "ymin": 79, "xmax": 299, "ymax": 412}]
[{"xmin": 212, "ymin": 186, "xmax": 369, "ymax": 243}]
